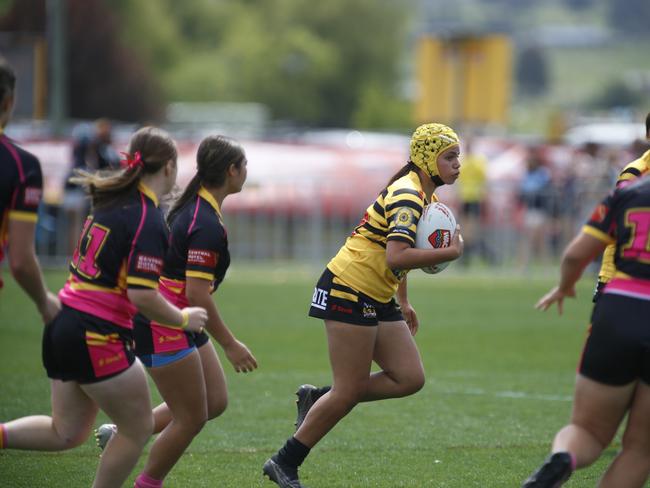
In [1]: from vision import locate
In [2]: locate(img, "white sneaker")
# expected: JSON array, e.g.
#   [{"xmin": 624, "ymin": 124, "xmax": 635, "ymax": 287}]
[{"xmin": 94, "ymin": 423, "xmax": 117, "ymax": 451}]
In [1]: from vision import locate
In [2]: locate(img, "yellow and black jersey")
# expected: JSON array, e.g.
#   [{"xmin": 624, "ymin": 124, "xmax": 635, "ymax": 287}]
[
  {"xmin": 598, "ymin": 149, "xmax": 650, "ymax": 283},
  {"xmin": 327, "ymin": 170, "xmax": 435, "ymax": 303}
]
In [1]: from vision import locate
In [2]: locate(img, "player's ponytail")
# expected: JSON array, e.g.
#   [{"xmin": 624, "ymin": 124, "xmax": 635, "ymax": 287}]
[
  {"xmin": 167, "ymin": 174, "xmax": 201, "ymax": 226},
  {"xmin": 167, "ymin": 135, "xmax": 245, "ymax": 226},
  {"xmin": 70, "ymin": 126, "xmax": 177, "ymax": 209},
  {"xmin": 386, "ymin": 161, "xmax": 418, "ymax": 187}
]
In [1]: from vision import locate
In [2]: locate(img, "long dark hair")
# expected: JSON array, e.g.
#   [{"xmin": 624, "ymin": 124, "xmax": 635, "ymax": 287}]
[
  {"xmin": 70, "ymin": 126, "xmax": 177, "ymax": 209},
  {"xmin": 167, "ymin": 135, "xmax": 245, "ymax": 225},
  {"xmin": 386, "ymin": 161, "xmax": 418, "ymax": 187},
  {"xmin": 0, "ymin": 58, "xmax": 16, "ymax": 108}
]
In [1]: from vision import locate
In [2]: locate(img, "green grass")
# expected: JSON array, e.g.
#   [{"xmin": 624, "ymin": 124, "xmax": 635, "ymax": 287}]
[{"xmin": 0, "ymin": 267, "xmax": 622, "ymax": 487}]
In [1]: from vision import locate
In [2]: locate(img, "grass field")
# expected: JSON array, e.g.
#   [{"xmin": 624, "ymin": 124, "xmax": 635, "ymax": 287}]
[{"xmin": 0, "ymin": 266, "xmax": 623, "ymax": 487}]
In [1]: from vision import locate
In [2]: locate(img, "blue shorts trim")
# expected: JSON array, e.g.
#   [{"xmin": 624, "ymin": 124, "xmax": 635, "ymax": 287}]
[{"xmin": 140, "ymin": 347, "xmax": 196, "ymax": 368}]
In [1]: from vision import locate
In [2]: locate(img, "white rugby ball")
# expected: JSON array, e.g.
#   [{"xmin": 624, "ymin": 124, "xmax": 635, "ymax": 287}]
[{"xmin": 415, "ymin": 202, "xmax": 457, "ymax": 274}]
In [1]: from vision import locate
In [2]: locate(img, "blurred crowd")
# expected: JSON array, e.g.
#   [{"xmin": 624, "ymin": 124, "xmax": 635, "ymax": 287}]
[{"xmin": 457, "ymin": 136, "xmax": 649, "ymax": 272}]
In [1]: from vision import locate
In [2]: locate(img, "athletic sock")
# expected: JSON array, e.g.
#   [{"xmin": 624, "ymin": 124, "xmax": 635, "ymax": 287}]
[
  {"xmin": 0, "ymin": 423, "xmax": 7, "ymax": 449},
  {"xmin": 275, "ymin": 436, "xmax": 310, "ymax": 468},
  {"xmin": 134, "ymin": 472, "xmax": 163, "ymax": 488}
]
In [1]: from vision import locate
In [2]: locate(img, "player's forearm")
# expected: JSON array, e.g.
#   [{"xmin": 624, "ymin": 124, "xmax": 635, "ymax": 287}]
[
  {"xmin": 387, "ymin": 246, "xmax": 459, "ymax": 270},
  {"xmin": 10, "ymin": 252, "xmax": 48, "ymax": 311},
  {"xmin": 127, "ymin": 289, "xmax": 185, "ymax": 327},
  {"xmin": 188, "ymin": 291, "xmax": 235, "ymax": 347}
]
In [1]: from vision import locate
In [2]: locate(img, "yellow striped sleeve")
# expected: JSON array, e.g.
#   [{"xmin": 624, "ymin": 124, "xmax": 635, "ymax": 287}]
[
  {"xmin": 582, "ymin": 225, "xmax": 614, "ymax": 244},
  {"xmin": 126, "ymin": 276, "xmax": 159, "ymax": 288},
  {"xmin": 186, "ymin": 270, "xmax": 215, "ymax": 281},
  {"xmin": 8, "ymin": 210, "xmax": 38, "ymax": 222}
]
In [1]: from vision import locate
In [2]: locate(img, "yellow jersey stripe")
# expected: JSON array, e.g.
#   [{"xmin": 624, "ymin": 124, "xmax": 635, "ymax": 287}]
[
  {"xmin": 126, "ymin": 276, "xmax": 159, "ymax": 288},
  {"xmin": 186, "ymin": 270, "xmax": 215, "ymax": 281},
  {"xmin": 583, "ymin": 225, "xmax": 614, "ymax": 244},
  {"xmin": 70, "ymin": 281, "xmax": 122, "ymax": 293},
  {"xmin": 330, "ymin": 289, "xmax": 359, "ymax": 302},
  {"xmin": 9, "ymin": 210, "xmax": 38, "ymax": 222}
]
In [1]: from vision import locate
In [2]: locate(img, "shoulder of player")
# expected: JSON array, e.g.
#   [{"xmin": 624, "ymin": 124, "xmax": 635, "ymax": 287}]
[
  {"xmin": 617, "ymin": 156, "xmax": 649, "ymax": 183},
  {"xmin": 385, "ymin": 174, "xmax": 425, "ymax": 205},
  {"xmin": 0, "ymin": 139, "xmax": 42, "ymax": 175}
]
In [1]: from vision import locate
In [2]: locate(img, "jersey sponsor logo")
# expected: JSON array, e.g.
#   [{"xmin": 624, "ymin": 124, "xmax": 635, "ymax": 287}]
[
  {"xmin": 23, "ymin": 187, "xmax": 42, "ymax": 206},
  {"xmin": 331, "ymin": 303, "xmax": 353, "ymax": 314},
  {"xmin": 135, "ymin": 254, "xmax": 164, "ymax": 274},
  {"xmin": 311, "ymin": 287, "xmax": 328, "ymax": 310},
  {"xmin": 187, "ymin": 249, "xmax": 218, "ymax": 268},
  {"xmin": 362, "ymin": 302, "xmax": 377, "ymax": 319}
]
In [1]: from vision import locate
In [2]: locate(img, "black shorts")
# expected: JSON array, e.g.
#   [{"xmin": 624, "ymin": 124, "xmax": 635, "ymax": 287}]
[
  {"xmin": 133, "ymin": 312, "xmax": 210, "ymax": 357},
  {"xmin": 579, "ymin": 294, "xmax": 650, "ymax": 385},
  {"xmin": 42, "ymin": 305, "xmax": 136, "ymax": 384},
  {"xmin": 308, "ymin": 269, "xmax": 404, "ymax": 326},
  {"xmin": 592, "ymin": 280, "xmax": 607, "ymax": 303}
]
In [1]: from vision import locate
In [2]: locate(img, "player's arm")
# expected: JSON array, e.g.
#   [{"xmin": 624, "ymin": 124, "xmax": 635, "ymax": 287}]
[
  {"xmin": 127, "ymin": 288, "xmax": 205, "ymax": 332},
  {"xmin": 126, "ymin": 214, "xmax": 206, "ymax": 332},
  {"xmin": 185, "ymin": 276, "xmax": 257, "ymax": 372},
  {"xmin": 7, "ymin": 218, "xmax": 60, "ymax": 324},
  {"xmin": 386, "ymin": 225, "xmax": 463, "ymax": 270},
  {"xmin": 536, "ymin": 232, "xmax": 607, "ymax": 315},
  {"xmin": 396, "ymin": 276, "xmax": 419, "ymax": 335}
]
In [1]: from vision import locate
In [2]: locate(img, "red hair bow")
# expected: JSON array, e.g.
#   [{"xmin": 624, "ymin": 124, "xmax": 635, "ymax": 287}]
[{"xmin": 120, "ymin": 151, "xmax": 144, "ymax": 170}]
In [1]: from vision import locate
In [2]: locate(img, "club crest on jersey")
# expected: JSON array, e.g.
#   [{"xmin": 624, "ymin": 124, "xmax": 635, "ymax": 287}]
[
  {"xmin": 395, "ymin": 207, "xmax": 414, "ymax": 227},
  {"xmin": 589, "ymin": 204, "xmax": 608, "ymax": 223},
  {"xmin": 428, "ymin": 229, "xmax": 451, "ymax": 248}
]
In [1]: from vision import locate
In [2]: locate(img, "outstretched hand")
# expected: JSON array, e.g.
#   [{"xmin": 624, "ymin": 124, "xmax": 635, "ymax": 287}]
[
  {"xmin": 535, "ymin": 286, "xmax": 576, "ymax": 315},
  {"xmin": 225, "ymin": 339, "xmax": 258, "ymax": 373}
]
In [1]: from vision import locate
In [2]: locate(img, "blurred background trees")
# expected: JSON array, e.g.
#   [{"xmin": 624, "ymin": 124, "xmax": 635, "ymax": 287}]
[{"xmin": 0, "ymin": 0, "xmax": 649, "ymax": 131}]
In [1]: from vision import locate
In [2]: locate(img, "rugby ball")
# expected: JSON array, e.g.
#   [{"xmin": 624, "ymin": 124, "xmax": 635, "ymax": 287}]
[{"xmin": 415, "ymin": 202, "xmax": 457, "ymax": 274}]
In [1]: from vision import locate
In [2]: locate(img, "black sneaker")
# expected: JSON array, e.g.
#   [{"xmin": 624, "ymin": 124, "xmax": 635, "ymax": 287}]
[
  {"xmin": 522, "ymin": 452, "xmax": 573, "ymax": 488},
  {"xmin": 295, "ymin": 384, "xmax": 320, "ymax": 430},
  {"xmin": 263, "ymin": 458, "xmax": 305, "ymax": 488}
]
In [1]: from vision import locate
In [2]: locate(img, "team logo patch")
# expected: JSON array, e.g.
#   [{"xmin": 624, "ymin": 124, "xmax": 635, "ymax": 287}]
[
  {"xmin": 428, "ymin": 229, "xmax": 451, "ymax": 248},
  {"xmin": 395, "ymin": 207, "xmax": 415, "ymax": 227},
  {"xmin": 187, "ymin": 249, "xmax": 218, "ymax": 267},
  {"xmin": 23, "ymin": 187, "xmax": 42, "ymax": 206},
  {"xmin": 589, "ymin": 204, "xmax": 608, "ymax": 223},
  {"xmin": 362, "ymin": 302, "xmax": 377, "ymax": 319},
  {"xmin": 135, "ymin": 254, "xmax": 164, "ymax": 274}
]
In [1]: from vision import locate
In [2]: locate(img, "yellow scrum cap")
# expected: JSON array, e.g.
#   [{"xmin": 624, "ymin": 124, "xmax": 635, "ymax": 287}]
[{"xmin": 409, "ymin": 123, "xmax": 460, "ymax": 178}]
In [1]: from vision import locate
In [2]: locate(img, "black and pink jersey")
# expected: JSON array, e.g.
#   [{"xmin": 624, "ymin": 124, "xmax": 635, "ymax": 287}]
[
  {"xmin": 158, "ymin": 186, "xmax": 230, "ymax": 308},
  {"xmin": 583, "ymin": 176, "xmax": 650, "ymax": 299},
  {"xmin": 59, "ymin": 183, "xmax": 168, "ymax": 328},
  {"xmin": 0, "ymin": 132, "xmax": 43, "ymax": 264}
]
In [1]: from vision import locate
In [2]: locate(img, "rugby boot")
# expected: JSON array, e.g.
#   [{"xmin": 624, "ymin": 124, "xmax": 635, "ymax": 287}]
[
  {"xmin": 263, "ymin": 458, "xmax": 305, "ymax": 488},
  {"xmin": 522, "ymin": 452, "xmax": 573, "ymax": 488},
  {"xmin": 294, "ymin": 384, "xmax": 320, "ymax": 430}
]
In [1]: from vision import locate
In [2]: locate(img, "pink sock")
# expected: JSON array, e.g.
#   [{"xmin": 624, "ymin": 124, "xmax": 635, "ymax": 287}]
[{"xmin": 134, "ymin": 472, "xmax": 163, "ymax": 488}]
